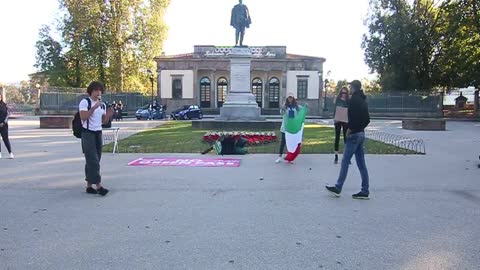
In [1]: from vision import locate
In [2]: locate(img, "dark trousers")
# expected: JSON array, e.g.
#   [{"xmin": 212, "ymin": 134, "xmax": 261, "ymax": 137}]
[
  {"xmin": 334, "ymin": 122, "xmax": 348, "ymax": 152},
  {"xmin": 235, "ymin": 27, "xmax": 246, "ymax": 45},
  {"xmin": 0, "ymin": 123, "xmax": 12, "ymax": 153},
  {"xmin": 279, "ymin": 132, "xmax": 286, "ymax": 156},
  {"xmin": 81, "ymin": 130, "xmax": 103, "ymax": 185}
]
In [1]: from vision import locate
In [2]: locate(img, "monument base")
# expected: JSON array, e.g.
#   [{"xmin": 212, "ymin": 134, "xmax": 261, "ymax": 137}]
[
  {"xmin": 192, "ymin": 120, "xmax": 279, "ymax": 130},
  {"xmin": 217, "ymin": 106, "xmax": 264, "ymax": 121}
]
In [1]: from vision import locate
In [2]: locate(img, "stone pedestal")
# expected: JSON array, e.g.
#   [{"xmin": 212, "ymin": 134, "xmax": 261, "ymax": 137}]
[
  {"xmin": 402, "ymin": 119, "xmax": 446, "ymax": 131},
  {"xmin": 40, "ymin": 116, "xmax": 74, "ymax": 129},
  {"xmin": 218, "ymin": 47, "xmax": 264, "ymax": 120}
]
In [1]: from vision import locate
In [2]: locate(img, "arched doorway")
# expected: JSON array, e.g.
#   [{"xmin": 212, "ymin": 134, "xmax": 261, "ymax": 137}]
[
  {"xmin": 200, "ymin": 77, "xmax": 211, "ymax": 108},
  {"xmin": 217, "ymin": 77, "xmax": 228, "ymax": 108},
  {"xmin": 268, "ymin": 77, "xmax": 280, "ymax": 108},
  {"xmin": 251, "ymin": 78, "xmax": 263, "ymax": 107}
]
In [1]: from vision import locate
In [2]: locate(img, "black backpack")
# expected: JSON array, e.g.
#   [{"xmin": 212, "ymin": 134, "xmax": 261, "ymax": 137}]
[
  {"xmin": 72, "ymin": 98, "xmax": 91, "ymax": 138},
  {"xmin": 220, "ymin": 137, "xmax": 236, "ymax": 155}
]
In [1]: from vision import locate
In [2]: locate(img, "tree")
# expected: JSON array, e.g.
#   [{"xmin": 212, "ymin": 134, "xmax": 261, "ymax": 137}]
[
  {"xmin": 34, "ymin": 26, "xmax": 68, "ymax": 87},
  {"xmin": 433, "ymin": 0, "xmax": 480, "ymax": 88},
  {"xmin": 335, "ymin": 80, "xmax": 349, "ymax": 94},
  {"xmin": 4, "ymin": 87, "xmax": 26, "ymax": 104},
  {"xmin": 362, "ymin": 0, "xmax": 443, "ymax": 91},
  {"xmin": 363, "ymin": 0, "xmax": 480, "ymax": 91},
  {"xmin": 34, "ymin": 0, "xmax": 170, "ymax": 93},
  {"xmin": 361, "ymin": 78, "xmax": 382, "ymax": 93}
]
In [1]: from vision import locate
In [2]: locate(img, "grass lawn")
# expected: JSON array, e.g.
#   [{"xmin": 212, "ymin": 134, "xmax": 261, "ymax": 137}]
[{"xmin": 104, "ymin": 121, "xmax": 417, "ymax": 154}]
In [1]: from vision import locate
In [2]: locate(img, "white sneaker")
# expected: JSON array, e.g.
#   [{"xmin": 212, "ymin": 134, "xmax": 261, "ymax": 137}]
[
  {"xmin": 9, "ymin": 153, "xmax": 14, "ymax": 159},
  {"xmin": 0, "ymin": 153, "xmax": 2, "ymax": 159},
  {"xmin": 275, "ymin": 157, "xmax": 282, "ymax": 163}
]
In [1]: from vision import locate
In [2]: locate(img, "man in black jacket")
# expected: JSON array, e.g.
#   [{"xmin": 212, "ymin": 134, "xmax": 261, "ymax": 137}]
[{"xmin": 326, "ymin": 80, "xmax": 371, "ymax": 199}]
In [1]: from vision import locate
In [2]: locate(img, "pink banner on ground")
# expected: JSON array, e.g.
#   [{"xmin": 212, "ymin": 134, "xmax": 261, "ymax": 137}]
[{"xmin": 128, "ymin": 158, "xmax": 241, "ymax": 167}]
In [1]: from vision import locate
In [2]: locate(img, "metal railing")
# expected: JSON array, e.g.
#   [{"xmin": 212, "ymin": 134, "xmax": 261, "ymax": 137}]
[
  {"xmin": 40, "ymin": 92, "xmax": 155, "ymax": 113},
  {"xmin": 323, "ymin": 92, "xmax": 442, "ymax": 114},
  {"xmin": 365, "ymin": 130, "xmax": 426, "ymax": 154}
]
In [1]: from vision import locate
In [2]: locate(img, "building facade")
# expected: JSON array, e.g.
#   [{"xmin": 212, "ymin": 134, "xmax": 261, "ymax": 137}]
[{"xmin": 154, "ymin": 46, "xmax": 326, "ymax": 115}]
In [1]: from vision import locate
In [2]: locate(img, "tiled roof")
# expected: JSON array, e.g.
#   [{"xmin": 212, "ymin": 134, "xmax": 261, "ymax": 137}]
[
  {"xmin": 155, "ymin": 52, "xmax": 324, "ymax": 61},
  {"xmin": 154, "ymin": 53, "xmax": 194, "ymax": 59},
  {"xmin": 286, "ymin": 54, "xmax": 325, "ymax": 61}
]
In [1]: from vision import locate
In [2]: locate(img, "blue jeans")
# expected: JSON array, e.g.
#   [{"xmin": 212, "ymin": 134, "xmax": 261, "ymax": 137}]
[{"xmin": 335, "ymin": 132, "xmax": 369, "ymax": 194}]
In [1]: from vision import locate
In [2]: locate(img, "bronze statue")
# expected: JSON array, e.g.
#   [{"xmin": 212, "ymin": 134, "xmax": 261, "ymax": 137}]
[{"xmin": 230, "ymin": 0, "xmax": 251, "ymax": 47}]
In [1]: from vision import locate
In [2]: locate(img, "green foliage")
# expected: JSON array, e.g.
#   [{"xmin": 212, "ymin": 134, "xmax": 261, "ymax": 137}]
[
  {"xmin": 0, "ymin": 81, "xmax": 39, "ymax": 104},
  {"xmin": 35, "ymin": 26, "xmax": 68, "ymax": 87},
  {"xmin": 335, "ymin": 80, "xmax": 349, "ymax": 94},
  {"xmin": 363, "ymin": 0, "xmax": 480, "ymax": 91},
  {"xmin": 34, "ymin": 0, "xmax": 171, "ymax": 92},
  {"xmin": 362, "ymin": 78, "xmax": 382, "ymax": 93},
  {"xmin": 433, "ymin": 0, "xmax": 480, "ymax": 88}
]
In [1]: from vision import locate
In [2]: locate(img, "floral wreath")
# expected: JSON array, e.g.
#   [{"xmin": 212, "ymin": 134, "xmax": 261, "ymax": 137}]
[{"xmin": 203, "ymin": 131, "xmax": 277, "ymax": 146}]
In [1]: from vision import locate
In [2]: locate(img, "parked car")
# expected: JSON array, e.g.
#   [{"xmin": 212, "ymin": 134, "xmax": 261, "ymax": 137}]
[
  {"xmin": 171, "ymin": 105, "xmax": 203, "ymax": 120},
  {"xmin": 135, "ymin": 105, "xmax": 164, "ymax": 120}
]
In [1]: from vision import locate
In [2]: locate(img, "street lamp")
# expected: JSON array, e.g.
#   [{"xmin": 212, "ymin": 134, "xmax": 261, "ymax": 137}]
[
  {"xmin": 146, "ymin": 69, "xmax": 154, "ymax": 105},
  {"xmin": 323, "ymin": 79, "xmax": 329, "ymax": 112},
  {"xmin": 35, "ymin": 83, "xmax": 41, "ymax": 107}
]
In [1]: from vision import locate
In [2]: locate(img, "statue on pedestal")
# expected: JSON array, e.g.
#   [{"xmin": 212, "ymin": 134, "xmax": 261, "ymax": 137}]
[{"xmin": 230, "ymin": 0, "xmax": 251, "ymax": 47}]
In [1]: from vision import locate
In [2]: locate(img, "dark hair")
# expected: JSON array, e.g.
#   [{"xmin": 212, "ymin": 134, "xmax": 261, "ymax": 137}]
[
  {"xmin": 284, "ymin": 96, "xmax": 298, "ymax": 109},
  {"xmin": 349, "ymin": 80, "xmax": 362, "ymax": 92},
  {"xmin": 336, "ymin": 86, "xmax": 350, "ymax": 101},
  {"xmin": 0, "ymin": 97, "xmax": 6, "ymax": 110},
  {"xmin": 87, "ymin": 81, "xmax": 105, "ymax": 95}
]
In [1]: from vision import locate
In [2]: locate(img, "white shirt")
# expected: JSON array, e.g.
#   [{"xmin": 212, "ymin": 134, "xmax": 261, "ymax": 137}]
[{"xmin": 79, "ymin": 97, "xmax": 106, "ymax": 131}]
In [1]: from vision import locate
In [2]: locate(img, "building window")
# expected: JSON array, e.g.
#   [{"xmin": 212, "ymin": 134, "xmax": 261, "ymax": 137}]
[
  {"xmin": 297, "ymin": 77, "xmax": 308, "ymax": 99},
  {"xmin": 172, "ymin": 78, "xmax": 183, "ymax": 99},
  {"xmin": 200, "ymin": 77, "xmax": 211, "ymax": 108},
  {"xmin": 217, "ymin": 77, "xmax": 228, "ymax": 108},
  {"xmin": 268, "ymin": 77, "xmax": 280, "ymax": 108},
  {"xmin": 252, "ymin": 78, "xmax": 263, "ymax": 107}
]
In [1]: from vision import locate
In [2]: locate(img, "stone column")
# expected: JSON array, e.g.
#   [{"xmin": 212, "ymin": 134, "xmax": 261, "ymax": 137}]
[
  {"xmin": 211, "ymin": 70, "xmax": 216, "ymax": 109},
  {"xmin": 193, "ymin": 67, "xmax": 199, "ymax": 105},
  {"xmin": 281, "ymin": 70, "xmax": 287, "ymax": 107},
  {"xmin": 156, "ymin": 68, "xmax": 162, "ymax": 103},
  {"xmin": 263, "ymin": 71, "xmax": 269, "ymax": 109}
]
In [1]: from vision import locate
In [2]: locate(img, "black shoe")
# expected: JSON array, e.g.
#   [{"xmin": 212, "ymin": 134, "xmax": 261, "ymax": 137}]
[
  {"xmin": 334, "ymin": 154, "xmax": 338, "ymax": 164},
  {"xmin": 97, "ymin": 187, "xmax": 109, "ymax": 196},
  {"xmin": 352, "ymin": 192, "xmax": 369, "ymax": 200},
  {"xmin": 325, "ymin": 186, "xmax": 341, "ymax": 197},
  {"xmin": 86, "ymin": 187, "xmax": 97, "ymax": 194}
]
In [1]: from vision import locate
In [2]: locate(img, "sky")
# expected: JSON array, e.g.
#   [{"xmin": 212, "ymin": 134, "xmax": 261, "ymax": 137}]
[{"xmin": 0, "ymin": 0, "xmax": 375, "ymax": 84}]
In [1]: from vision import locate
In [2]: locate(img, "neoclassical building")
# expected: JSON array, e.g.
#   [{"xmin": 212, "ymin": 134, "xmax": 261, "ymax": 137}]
[{"xmin": 154, "ymin": 45, "xmax": 326, "ymax": 115}]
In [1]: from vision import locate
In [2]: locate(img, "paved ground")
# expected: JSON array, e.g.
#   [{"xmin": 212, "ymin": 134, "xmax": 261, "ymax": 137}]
[{"xmin": 1, "ymin": 118, "xmax": 479, "ymax": 270}]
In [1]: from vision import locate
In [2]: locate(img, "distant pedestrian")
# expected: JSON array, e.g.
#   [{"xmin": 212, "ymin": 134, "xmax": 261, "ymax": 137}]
[
  {"xmin": 333, "ymin": 86, "xmax": 349, "ymax": 164},
  {"xmin": 115, "ymin": 101, "xmax": 123, "ymax": 121},
  {"xmin": 0, "ymin": 95, "xmax": 14, "ymax": 159}
]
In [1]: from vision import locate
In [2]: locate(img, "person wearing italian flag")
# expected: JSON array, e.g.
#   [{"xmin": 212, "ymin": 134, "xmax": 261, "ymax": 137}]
[{"xmin": 276, "ymin": 92, "xmax": 307, "ymax": 164}]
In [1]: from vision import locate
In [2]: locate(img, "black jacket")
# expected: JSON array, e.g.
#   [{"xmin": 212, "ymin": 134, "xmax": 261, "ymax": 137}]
[
  {"xmin": 0, "ymin": 102, "xmax": 8, "ymax": 124},
  {"xmin": 347, "ymin": 90, "xmax": 370, "ymax": 134}
]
